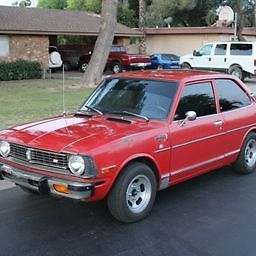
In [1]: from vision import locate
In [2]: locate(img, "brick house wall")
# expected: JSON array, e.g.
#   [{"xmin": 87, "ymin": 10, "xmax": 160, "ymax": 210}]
[{"xmin": 1, "ymin": 35, "xmax": 49, "ymax": 69}]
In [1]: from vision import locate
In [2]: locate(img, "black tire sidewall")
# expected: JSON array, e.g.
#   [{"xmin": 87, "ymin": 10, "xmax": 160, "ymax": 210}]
[
  {"xmin": 228, "ymin": 65, "xmax": 244, "ymax": 81},
  {"xmin": 111, "ymin": 62, "xmax": 122, "ymax": 73},
  {"xmin": 107, "ymin": 162, "xmax": 157, "ymax": 223},
  {"xmin": 234, "ymin": 132, "xmax": 256, "ymax": 174}
]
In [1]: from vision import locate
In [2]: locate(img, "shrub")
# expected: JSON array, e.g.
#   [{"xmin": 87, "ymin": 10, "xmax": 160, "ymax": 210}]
[{"xmin": 0, "ymin": 60, "xmax": 42, "ymax": 81}]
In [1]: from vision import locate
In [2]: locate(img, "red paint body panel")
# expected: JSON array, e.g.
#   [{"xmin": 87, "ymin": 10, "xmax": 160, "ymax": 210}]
[{"xmin": 1, "ymin": 70, "xmax": 256, "ymax": 202}]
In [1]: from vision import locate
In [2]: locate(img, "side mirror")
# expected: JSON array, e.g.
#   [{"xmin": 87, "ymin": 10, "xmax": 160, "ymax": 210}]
[
  {"xmin": 180, "ymin": 111, "xmax": 197, "ymax": 127},
  {"xmin": 193, "ymin": 50, "xmax": 201, "ymax": 57}
]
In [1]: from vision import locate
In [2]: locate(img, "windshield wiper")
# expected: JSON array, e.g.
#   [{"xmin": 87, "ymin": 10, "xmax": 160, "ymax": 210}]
[
  {"xmin": 111, "ymin": 111, "xmax": 149, "ymax": 122},
  {"xmin": 75, "ymin": 111, "xmax": 92, "ymax": 117},
  {"xmin": 81, "ymin": 105, "xmax": 103, "ymax": 115}
]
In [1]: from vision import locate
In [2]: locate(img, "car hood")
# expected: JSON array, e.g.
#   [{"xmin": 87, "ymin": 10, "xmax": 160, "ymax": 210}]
[
  {"xmin": 2, "ymin": 115, "xmax": 156, "ymax": 154},
  {"xmin": 179, "ymin": 54, "xmax": 193, "ymax": 63}
]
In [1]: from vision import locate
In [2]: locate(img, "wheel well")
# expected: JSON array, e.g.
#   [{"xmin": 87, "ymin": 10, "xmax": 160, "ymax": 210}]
[
  {"xmin": 181, "ymin": 62, "xmax": 191, "ymax": 68},
  {"xmin": 122, "ymin": 157, "xmax": 160, "ymax": 183},
  {"xmin": 229, "ymin": 64, "xmax": 243, "ymax": 70},
  {"xmin": 111, "ymin": 60, "xmax": 121, "ymax": 66}
]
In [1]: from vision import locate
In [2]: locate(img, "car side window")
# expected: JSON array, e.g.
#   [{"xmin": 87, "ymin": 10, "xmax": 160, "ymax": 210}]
[
  {"xmin": 199, "ymin": 44, "xmax": 213, "ymax": 56},
  {"xmin": 215, "ymin": 79, "xmax": 251, "ymax": 112},
  {"xmin": 174, "ymin": 82, "xmax": 217, "ymax": 121},
  {"xmin": 214, "ymin": 44, "xmax": 227, "ymax": 55},
  {"xmin": 230, "ymin": 44, "xmax": 252, "ymax": 56}
]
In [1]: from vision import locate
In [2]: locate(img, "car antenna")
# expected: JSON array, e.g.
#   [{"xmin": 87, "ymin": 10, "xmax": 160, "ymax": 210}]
[{"xmin": 62, "ymin": 65, "xmax": 70, "ymax": 135}]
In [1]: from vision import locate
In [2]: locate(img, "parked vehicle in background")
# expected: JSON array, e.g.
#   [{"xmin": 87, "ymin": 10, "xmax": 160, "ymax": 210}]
[
  {"xmin": 59, "ymin": 50, "xmax": 79, "ymax": 71},
  {"xmin": 48, "ymin": 46, "xmax": 63, "ymax": 70},
  {"xmin": 78, "ymin": 45, "xmax": 151, "ymax": 73},
  {"xmin": 1, "ymin": 70, "xmax": 256, "ymax": 223},
  {"xmin": 180, "ymin": 41, "xmax": 256, "ymax": 81},
  {"xmin": 149, "ymin": 53, "xmax": 180, "ymax": 69}
]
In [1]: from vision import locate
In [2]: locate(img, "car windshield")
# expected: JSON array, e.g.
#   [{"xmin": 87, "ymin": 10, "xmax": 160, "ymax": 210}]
[{"xmin": 80, "ymin": 78, "xmax": 178, "ymax": 121}]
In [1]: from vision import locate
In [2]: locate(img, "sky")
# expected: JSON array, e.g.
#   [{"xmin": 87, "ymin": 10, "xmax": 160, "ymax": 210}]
[{"xmin": 0, "ymin": 0, "xmax": 38, "ymax": 7}]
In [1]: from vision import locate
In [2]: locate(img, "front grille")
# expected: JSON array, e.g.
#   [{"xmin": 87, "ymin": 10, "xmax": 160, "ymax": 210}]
[{"xmin": 10, "ymin": 143, "xmax": 68, "ymax": 169}]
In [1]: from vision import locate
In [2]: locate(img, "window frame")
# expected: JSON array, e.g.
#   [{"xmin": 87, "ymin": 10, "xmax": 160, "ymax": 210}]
[
  {"xmin": 173, "ymin": 80, "xmax": 218, "ymax": 121},
  {"xmin": 213, "ymin": 78, "xmax": 252, "ymax": 113},
  {"xmin": 0, "ymin": 35, "xmax": 10, "ymax": 58}
]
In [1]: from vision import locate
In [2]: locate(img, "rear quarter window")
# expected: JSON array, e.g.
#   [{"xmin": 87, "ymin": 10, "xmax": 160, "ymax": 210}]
[
  {"xmin": 215, "ymin": 79, "xmax": 251, "ymax": 112},
  {"xmin": 230, "ymin": 44, "xmax": 252, "ymax": 56}
]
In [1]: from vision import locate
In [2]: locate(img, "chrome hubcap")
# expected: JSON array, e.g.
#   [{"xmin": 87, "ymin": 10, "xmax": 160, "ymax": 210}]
[
  {"xmin": 113, "ymin": 65, "xmax": 120, "ymax": 73},
  {"xmin": 126, "ymin": 174, "xmax": 152, "ymax": 214},
  {"xmin": 231, "ymin": 70, "xmax": 241, "ymax": 79},
  {"xmin": 245, "ymin": 139, "xmax": 256, "ymax": 168},
  {"xmin": 81, "ymin": 63, "xmax": 88, "ymax": 72}
]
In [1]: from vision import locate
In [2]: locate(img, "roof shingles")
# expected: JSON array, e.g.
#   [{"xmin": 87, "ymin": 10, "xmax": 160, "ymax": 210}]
[{"xmin": 0, "ymin": 6, "xmax": 141, "ymax": 36}]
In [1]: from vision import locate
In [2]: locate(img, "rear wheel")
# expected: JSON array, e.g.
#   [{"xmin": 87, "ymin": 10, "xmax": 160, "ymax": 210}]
[
  {"xmin": 107, "ymin": 162, "xmax": 157, "ymax": 223},
  {"xmin": 228, "ymin": 65, "xmax": 245, "ymax": 81},
  {"xmin": 234, "ymin": 132, "xmax": 256, "ymax": 174},
  {"xmin": 79, "ymin": 62, "xmax": 88, "ymax": 72},
  {"xmin": 111, "ymin": 62, "xmax": 122, "ymax": 73}
]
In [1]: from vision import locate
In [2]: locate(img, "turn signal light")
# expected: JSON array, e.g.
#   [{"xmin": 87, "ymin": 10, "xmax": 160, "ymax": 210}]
[{"xmin": 53, "ymin": 184, "xmax": 68, "ymax": 194}]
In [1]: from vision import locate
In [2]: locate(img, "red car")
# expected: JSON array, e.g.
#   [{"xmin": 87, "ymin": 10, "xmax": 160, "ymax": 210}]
[
  {"xmin": 1, "ymin": 70, "xmax": 256, "ymax": 223},
  {"xmin": 79, "ymin": 45, "xmax": 151, "ymax": 73}
]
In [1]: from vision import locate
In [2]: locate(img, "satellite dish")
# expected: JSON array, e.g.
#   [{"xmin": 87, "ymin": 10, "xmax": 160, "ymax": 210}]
[{"xmin": 219, "ymin": 6, "xmax": 234, "ymax": 23}]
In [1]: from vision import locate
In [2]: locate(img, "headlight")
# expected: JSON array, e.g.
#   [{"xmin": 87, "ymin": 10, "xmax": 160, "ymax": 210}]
[
  {"xmin": 68, "ymin": 154, "xmax": 98, "ymax": 178},
  {"xmin": 0, "ymin": 140, "xmax": 10, "ymax": 158},
  {"xmin": 68, "ymin": 155, "xmax": 85, "ymax": 176}
]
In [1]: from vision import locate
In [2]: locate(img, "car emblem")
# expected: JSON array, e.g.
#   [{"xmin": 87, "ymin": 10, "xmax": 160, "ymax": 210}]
[
  {"xmin": 26, "ymin": 149, "xmax": 32, "ymax": 161},
  {"xmin": 53, "ymin": 159, "xmax": 58, "ymax": 164}
]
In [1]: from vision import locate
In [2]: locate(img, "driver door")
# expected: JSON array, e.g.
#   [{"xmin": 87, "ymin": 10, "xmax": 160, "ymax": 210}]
[
  {"xmin": 191, "ymin": 44, "xmax": 214, "ymax": 70},
  {"xmin": 169, "ymin": 81, "xmax": 224, "ymax": 184}
]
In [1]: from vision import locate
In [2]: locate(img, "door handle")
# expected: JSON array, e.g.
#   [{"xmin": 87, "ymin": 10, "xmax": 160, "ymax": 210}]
[
  {"xmin": 214, "ymin": 120, "xmax": 223, "ymax": 126},
  {"xmin": 224, "ymin": 57, "xmax": 227, "ymax": 62},
  {"xmin": 208, "ymin": 57, "xmax": 211, "ymax": 61}
]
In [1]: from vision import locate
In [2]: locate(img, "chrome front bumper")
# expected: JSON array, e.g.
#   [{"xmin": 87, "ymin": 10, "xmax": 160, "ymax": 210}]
[{"xmin": 0, "ymin": 163, "xmax": 93, "ymax": 200}]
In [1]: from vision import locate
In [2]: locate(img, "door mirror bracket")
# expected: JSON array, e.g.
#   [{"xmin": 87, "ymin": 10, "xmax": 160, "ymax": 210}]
[{"xmin": 180, "ymin": 111, "xmax": 197, "ymax": 127}]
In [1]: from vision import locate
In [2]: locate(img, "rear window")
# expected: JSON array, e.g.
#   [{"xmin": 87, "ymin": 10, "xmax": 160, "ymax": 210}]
[{"xmin": 230, "ymin": 44, "xmax": 252, "ymax": 56}]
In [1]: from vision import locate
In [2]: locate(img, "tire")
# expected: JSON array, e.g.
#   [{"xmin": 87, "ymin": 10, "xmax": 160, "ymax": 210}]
[
  {"xmin": 107, "ymin": 162, "xmax": 157, "ymax": 223},
  {"xmin": 50, "ymin": 51, "xmax": 62, "ymax": 66},
  {"xmin": 181, "ymin": 63, "xmax": 191, "ymax": 70},
  {"xmin": 228, "ymin": 65, "xmax": 245, "ymax": 81},
  {"xmin": 79, "ymin": 62, "xmax": 88, "ymax": 72},
  {"xmin": 20, "ymin": 185, "xmax": 39, "ymax": 195},
  {"xmin": 111, "ymin": 62, "xmax": 122, "ymax": 73},
  {"xmin": 63, "ymin": 61, "xmax": 71, "ymax": 71},
  {"xmin": 234, "ymin": 132, "xmax": 256, "ymax": 174}
]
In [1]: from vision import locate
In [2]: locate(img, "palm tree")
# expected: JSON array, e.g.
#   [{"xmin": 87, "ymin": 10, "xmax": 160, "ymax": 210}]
[{"xmin": 139, "ymin": 0, "xmax": 146, "ymax": 54}]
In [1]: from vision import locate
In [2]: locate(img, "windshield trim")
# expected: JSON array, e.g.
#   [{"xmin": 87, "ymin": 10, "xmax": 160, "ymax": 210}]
[{"xmin": 79, "ymin": 77, "xmax": 179, "ymax": 121}]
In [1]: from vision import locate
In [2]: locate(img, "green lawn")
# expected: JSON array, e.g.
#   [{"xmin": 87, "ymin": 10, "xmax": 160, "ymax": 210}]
[{"xmin": 0, "ymin": 79, "xmax": 93, "ymax": 130}]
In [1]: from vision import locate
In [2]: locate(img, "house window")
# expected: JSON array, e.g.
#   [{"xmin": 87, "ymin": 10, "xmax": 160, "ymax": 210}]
[{"xmin": 0, "ymin": 35, "xmax": 10, "ymax": 57}]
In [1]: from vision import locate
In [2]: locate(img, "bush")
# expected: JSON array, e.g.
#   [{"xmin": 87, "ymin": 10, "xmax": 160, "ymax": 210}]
[{"xmin": 0, "ymin": 60, "xmax": 42, "ymax": 81}]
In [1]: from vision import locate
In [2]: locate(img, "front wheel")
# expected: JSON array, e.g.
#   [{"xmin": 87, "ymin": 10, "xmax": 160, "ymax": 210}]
[
  {"xmin": 181, "ymin": 63, "xmax": 191, "ymax": 69},
  {"xmin": 107, "ymin": 162, "xmax": 157, "ymax": 223},
  {"xmin": 234, "ymin": 132, "xmax": 256, "ymax": 174}
]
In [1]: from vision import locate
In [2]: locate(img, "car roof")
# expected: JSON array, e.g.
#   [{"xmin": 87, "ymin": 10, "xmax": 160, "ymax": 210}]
[
  {"xmin": 205, "ymin": 41, "xmax": 254, "ymax": 44},
  {"xmin": 111, "ymin": 70, "xmax": 235, "ymax": 83}
]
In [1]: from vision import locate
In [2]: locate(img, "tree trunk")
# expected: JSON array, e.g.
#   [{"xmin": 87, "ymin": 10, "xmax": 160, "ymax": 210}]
[
  {"xmin": 79, "ymin": 0, "xmax": 118, "ymax": 87},
  {"xmin": 236, "ymin": 0, "xmax": 246, "ymax": 41},
  {"xmin": 138, "ymin": 0, "xmax": 146, "ymax": 54}
]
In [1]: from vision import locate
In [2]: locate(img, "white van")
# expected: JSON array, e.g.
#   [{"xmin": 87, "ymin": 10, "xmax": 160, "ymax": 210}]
[{"xmin": 180, "ymin": 41, "xmax": 256, "ymax": 80}]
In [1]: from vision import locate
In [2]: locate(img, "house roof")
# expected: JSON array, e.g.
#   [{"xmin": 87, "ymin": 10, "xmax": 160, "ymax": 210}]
[
  {"xmin": 0, "ymin": 6, "xmax": 142, "ymax": 37},
  {"xmin": 145, "ymin": 27, "xmax": 256, "ymax": 36}
]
